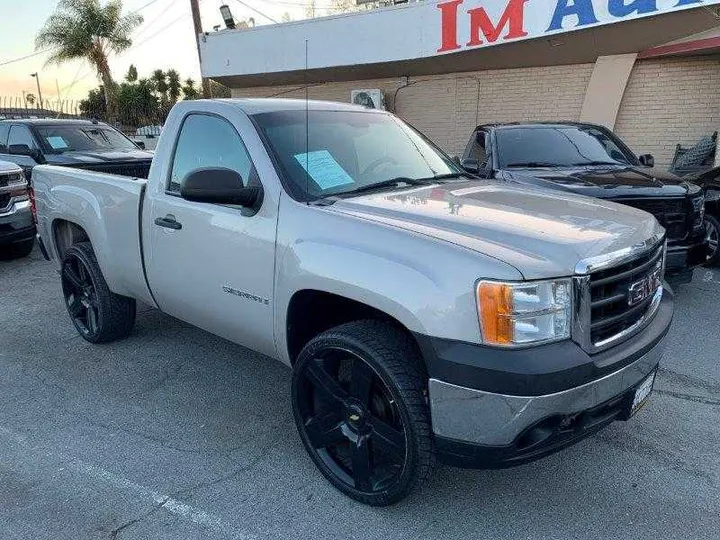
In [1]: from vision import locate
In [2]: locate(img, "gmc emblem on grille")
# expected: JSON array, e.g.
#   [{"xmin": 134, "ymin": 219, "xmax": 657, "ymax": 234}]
[{"xmin": 628, "ymin": 267, "xmax": 662, "ymax": 307}]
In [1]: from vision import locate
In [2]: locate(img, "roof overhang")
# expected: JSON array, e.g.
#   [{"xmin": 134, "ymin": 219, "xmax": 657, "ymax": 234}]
[{"xmin": 200, "ymin": 0, "xmax": 720, "ymax": 88}]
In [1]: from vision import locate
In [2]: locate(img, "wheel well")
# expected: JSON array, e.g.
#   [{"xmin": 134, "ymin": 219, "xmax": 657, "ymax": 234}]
[
  {"xmin": 286, "ymin": 290, "xmax": 420, "ymax": 364},
  {"xmin": 53, "ymin": 220, "xmax": 90, "ymax": 260}
]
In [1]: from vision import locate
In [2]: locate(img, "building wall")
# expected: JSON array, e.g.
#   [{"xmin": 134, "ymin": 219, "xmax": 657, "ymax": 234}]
[
  {"xmin": 614, "ymin": 55, "xmax": 720, "ymax": 168},
  {"xmin": 230, "ymin": 55, "xmax": 720, "ymax": 168}
]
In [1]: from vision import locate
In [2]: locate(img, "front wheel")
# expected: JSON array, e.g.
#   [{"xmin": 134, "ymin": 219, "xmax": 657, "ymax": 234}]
[
  {"xmin": 705, "ymin": 214, "xmax": 720, "ymax": 267},
  {"xmin": 61, "ymin": 242, "xmax": 136, "ymax": 343},
  {"xmin": 291, "ymin": 320, "xmax": 434, "ymax": 506}
]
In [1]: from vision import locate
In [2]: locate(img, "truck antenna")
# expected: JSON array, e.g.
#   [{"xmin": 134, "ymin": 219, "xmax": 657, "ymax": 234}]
[{"xmin": 305, "ymin": 38, "xmax": 309, "ymax": 205}]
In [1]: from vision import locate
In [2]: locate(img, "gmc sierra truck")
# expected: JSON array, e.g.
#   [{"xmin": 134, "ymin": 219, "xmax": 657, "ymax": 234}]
[
  {"xmin": 462, "ymin": 122, "xmax": 707, "ymax": 283},
  {"xmin": 0, "ymin": 160, "xmax": 34, "ymax": 258},
  {"xmin": 33, "ymin": 99, "xmax": 673, "ymax": 506}
]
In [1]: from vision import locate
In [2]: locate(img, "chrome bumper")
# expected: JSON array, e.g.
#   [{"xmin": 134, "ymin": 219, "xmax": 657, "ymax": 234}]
[{"xmin": 428, "ymin": 336, "xmax": 664, "ymax": 446}]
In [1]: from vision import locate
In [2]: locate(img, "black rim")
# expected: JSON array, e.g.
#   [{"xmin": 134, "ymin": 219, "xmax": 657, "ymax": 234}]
[
  {"xmin": 61, "ymin": 254, "xmax": 99, "ymax": 336},
  {"xmin": 296, "ymin": 347, "xmax": 408, "ymax": 494},
  {"xmin": 707, "ymin": 220, "xmax": 718, "ymax": 261}
]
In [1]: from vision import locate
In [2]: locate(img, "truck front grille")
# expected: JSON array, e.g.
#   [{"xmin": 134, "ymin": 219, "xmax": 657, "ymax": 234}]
[
  {"xmin": 0, "ymin": 194, "xmax": 9, "ymax": 211},
  {"xmin": 620, "ymin": 198, "xmax": 688, "ymax": 241},
  {"xmin": 587, "ymin": 243, "xmax": 664, "ymax": 347}
]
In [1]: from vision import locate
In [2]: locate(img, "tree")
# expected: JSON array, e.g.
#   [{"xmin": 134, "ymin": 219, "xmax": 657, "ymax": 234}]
[
  {"xmin": 116, "ymin": 77, "xmax": 158, "ymax": 126},
  {"xmin": 25, "ymin": 93, "xmax": 36, "ymax": 106},
  {"xmin": 36, "ymin": 0, "xmax": 143, "ymax": 122},
  {"xmin": 182, "ymin": 78, "xmax": 200, "ymax": 100},
  {"xmin": 151, "ymin": 69, "xmax": 168, "ymax": 103},
  {"xmin": 281, "ymin": 12, "xmax": 292, "ymax": 22},
  {"xmin": 125, "ymin": 64, "xmax": 138, "ymax": 82},
  {"xmin": 79, "ymin": 86, "xmax": 107, "ymax": 119},
  {"xmin": 166, "ymin": 69, "xmax": 181, "ymax": 103}
]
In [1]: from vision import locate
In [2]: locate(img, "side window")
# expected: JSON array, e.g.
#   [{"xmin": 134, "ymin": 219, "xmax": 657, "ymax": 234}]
[
  {"xmin": 168, "ymin": 114, "xmax": 254, "ymax": 192},
  {"xmin": 464, "ymin": 130, "xmax": 488, "ymax": 166},
  {"xmin": 8, "ymin": 125, "xmax": 37, "ymax": 150},
  {"xmin": 0, "ymin": 124, "xmax": 9, "ymax": 152}
]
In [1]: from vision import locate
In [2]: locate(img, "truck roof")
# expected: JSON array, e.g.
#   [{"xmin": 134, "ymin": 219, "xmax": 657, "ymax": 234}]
[
  {"xmin": 0, "ymin": 118, "xmax": 107, "ymax": 127},
  {"xmin": 477, "ymin": 121, "xmax": 605, "ymax": 131},
  {"xmin": 215, "ymin": 98, "xmax": 378, "ymax": 115}
]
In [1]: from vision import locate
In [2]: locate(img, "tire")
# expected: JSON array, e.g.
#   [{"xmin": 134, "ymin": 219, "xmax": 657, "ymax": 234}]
[
  {"xmin": 60, "ymin": 242, "xmax": 136, "ymax": 343},
  {"xmin": 291, "ymin": 320, "xmax": 434, "ymax": 506},
  {"xmin": 705, "ymin": 214, "xmax": 720, "ymax": 267}
]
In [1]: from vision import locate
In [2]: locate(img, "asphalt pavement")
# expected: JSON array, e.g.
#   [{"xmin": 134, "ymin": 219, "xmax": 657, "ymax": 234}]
[{"xmin": 0, "ymin": 247, "xmax": 718, "ymax": 540}]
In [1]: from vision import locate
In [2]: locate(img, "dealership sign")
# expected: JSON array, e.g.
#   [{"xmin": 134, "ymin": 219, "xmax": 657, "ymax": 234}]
[
  {"xmin": 200, "ymin": 0, "xmax": 720, "ymax": 79},
  {"xmin": 438, "ymin": 0, "xmax": 707, "ymax": 53}
]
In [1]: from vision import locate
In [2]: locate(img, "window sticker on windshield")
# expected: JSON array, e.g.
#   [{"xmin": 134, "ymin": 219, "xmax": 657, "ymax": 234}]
[
  {"xmin": 46, "ymin": 136, "xmax": 69, "ymax": 150},
  {"xmin": 294, "ymin": 150, "xmax": 354, "ymax": 190}
]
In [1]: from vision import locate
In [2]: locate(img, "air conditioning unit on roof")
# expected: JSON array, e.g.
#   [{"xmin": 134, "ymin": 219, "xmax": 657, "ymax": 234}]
[{"xmin": 351, "ymin": 89, "xmax": 385, "ymax": 110}]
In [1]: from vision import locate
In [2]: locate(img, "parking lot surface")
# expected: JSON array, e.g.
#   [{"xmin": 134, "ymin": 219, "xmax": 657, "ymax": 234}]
[{"xmin": 0, "ymin": 247, "xmax": 719, "ymax": 540}]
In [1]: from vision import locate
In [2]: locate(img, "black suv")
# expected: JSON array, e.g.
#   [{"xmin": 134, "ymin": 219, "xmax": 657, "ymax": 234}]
[
  {"xmin": 462, "ymin": 122, "xmax": 707, "ymax": 283},
  {"xmin": 0, "ymin": 119, "xmax": 153, "ymax": 180}
]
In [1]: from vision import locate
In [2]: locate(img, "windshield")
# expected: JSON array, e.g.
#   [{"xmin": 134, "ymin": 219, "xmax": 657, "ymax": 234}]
[
  {"xmin": 496, "ymin": 125, "xmax": 637, "ymax": 168},
  {"xmin": 35, "ymin": 124, "xmax": 138, "ymax": 153},
  {"xmin": 252, "ymin": 109, "xmax": 460, "ymax": 200}
]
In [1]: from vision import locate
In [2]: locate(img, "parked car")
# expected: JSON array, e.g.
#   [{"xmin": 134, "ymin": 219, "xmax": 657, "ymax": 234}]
[
  {"xmin": 684, "ymin": 165, "xmax": 720, "ymax": 266},
  {"xmin": 0, "ymin": 118, "xmax": 153, "ymax": 181},
  {"xmin": 461, "ymin": 122, "xmax": 707, "ymax": 284},
  {"xmin": 33, "ymin": 99, "xmax": 672, "ymax": 506},
  {"xmin": 0, "ymin": 160, "xmax": 34, "ymax": 258}
]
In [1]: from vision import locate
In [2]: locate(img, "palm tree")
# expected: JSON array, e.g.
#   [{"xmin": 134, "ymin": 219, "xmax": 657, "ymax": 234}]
[
  {"xmin": 36, "ymin": 0, "xmax": 143, "ymax": 121},
  {"xmin": 151, "ymin": 69, "xmax": 168, "ymax": 103},
  {"xmin": 25, "ymin": 93, "xmax": 36, "ymax": 107},
  {"xmin": 166, "ymin": 69, "xmax": 181, "ymax": 103},
  {"xmin": 182, "ymin": 78, "xmax": 199, "ymax": 100}
]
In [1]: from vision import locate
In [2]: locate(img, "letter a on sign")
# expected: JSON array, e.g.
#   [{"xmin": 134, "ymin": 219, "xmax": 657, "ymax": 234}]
[
  {"xmin": 547, "ymin": 0, "xmax": 599, "ymax": 31},
  {"xmin": 467, "ymin": 0, "xmax": 529, "ymax": 47}
]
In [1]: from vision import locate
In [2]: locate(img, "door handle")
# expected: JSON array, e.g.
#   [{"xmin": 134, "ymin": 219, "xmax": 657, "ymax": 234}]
[{"xmin": 154, "ymin": 215, "xmax": 182, "ymax": 230}]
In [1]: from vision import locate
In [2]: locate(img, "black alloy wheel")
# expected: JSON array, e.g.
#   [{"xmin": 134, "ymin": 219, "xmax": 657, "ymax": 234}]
[
  {"xmin": 62, "ymin": 250, "xmax": 101, "ymax": 337},
  {"xmin": 705, "ymin": 214, "xmax": 720, "ymax": 267},
  {"xmin": 60, "ymin": 242, "xmax": 136, "ymax": 343},
  {"xmin": 292, "ymin": 320, "xmax": 433, "ymax": 506}
]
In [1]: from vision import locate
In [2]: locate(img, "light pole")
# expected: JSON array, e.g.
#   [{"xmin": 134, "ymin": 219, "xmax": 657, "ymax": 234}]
[{"xmin": 30, "ymin": 73, "xmax": 44, "ymax": 110}]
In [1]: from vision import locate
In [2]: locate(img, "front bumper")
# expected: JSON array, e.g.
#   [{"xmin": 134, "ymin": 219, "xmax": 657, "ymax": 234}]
[
  {"xmin": 664, "ymin": 231, "xmax": 707, "ymax": 282},
  {"xmin": 0, "ymin": 199, "xmax": 35, "ymax": 245},
  {"xmin": 417, "ymin": 289, "xmax": 673, "ymax": 468}
]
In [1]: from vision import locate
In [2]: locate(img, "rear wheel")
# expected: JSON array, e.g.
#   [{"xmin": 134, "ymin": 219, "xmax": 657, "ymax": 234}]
[
  {"xmin": 61, "ymin": 242, "xmax": 136, "ymax": 343},
  {"xmin": 291, "ymin": 320, "xmax": 434, "ymax": 506},
  {"xmin": 705, "ymin": 214, "xmax": 720, "ymax": 267}
]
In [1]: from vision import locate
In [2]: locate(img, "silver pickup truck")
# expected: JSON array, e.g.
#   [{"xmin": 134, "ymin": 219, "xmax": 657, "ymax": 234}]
[{"xmin": 33, "ymin": 99, "xmax": 673, "ymax": 506}]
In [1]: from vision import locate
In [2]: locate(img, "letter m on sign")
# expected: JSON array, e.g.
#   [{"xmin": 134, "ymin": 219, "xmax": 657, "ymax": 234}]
[{"xmin": 468, "ymin": 0, "xmax": 529, "ymax": 47}]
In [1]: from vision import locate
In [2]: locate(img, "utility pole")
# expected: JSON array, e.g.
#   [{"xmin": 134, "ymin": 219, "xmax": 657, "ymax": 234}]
[
  {"xmin": 30, "ymin": 72, "xmax": 44, "ymax": 110},
  {"xmin": 189, "ymin": 0, "xmax": 212, "ymax": 98}
]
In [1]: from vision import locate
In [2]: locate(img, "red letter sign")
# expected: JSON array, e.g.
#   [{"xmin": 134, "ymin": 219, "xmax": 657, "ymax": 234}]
[
  {"xmin": 467, "ymin": 0, "xmax": 529, "ymax": 47},
  {"xmin": 437, "ymin": 0, "xmax": 464, "ymax": 53}
]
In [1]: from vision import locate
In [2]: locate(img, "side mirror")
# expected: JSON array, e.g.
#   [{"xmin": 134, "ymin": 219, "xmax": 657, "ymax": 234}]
[
  {"xmin": 9, "ymin": 144, "xmax": 44, "ymax": 164},
  {"xmin": 180, "ymin": 167, "xmax": 261, "ymax": 208},
  {"xmin": 639, "ymin": 154, "xmax": 655, "ymax": 168},
  {"xmin": 460, "ymin": 158, "xmax": 480, "ymax": 174},
  {"xmin": 135, "ymin": 141, "xmax": 146, "ymax": 150}
]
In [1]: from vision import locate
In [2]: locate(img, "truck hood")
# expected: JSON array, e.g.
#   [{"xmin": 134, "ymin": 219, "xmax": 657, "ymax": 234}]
[
  {"xmin": 329, "ymin": 180, "xmax": 662, "ymax": 279},
  {"xmin": 501, "ymin": 165, "xmax": 701, "ymax": 199},
  {"xmin": 45, "ymin": 149, "xmax": 154, "ymax": 165}
]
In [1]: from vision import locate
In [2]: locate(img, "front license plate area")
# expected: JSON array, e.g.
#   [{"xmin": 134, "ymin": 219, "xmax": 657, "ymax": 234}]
[{"xmin": 629, "ymin": 370, "xmax": 656, "ymax": 416}]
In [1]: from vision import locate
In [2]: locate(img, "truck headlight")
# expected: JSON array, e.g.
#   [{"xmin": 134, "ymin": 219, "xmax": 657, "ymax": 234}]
[{"xmin": 477, "ymin": 279, "xmax": 572, "ymax": 346}]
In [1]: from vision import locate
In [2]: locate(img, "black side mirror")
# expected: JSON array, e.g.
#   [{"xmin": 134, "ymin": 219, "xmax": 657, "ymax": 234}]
[
  {"xmin": 180, "ymin": 167, "xmax": 261, "ymax": 208},
  {"xmin": 639, "ymin": 154, "xmax": 655, "ymax": 168},
  {"xmin": 9, "ymin": 144, "xmax": 44, "ymax": 164},
  {"xmin": 135, "ymin": 141, "xmax": 146, "ymax": 150},
  {"xmin": 460, "ymin": 158, "xmax": 480, "ymax": 174}
]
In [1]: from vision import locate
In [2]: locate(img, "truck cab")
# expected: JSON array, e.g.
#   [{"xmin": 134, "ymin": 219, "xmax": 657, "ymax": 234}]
[{"xmin": 462, "ymin": 122, "xmax": 707, "ymax": 283}]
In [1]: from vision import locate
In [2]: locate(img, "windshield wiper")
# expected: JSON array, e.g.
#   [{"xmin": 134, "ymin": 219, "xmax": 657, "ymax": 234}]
[
  {"xmin": 505, "ymin": 161, "xmax": 563, "ymax": 168},
  {"xmin": 342, "ymin": 177, "xmax": 434, "ymax": 196},
  {"xmin": 572, "ymin": 160, "xmax": 625, "ymax": 166}
]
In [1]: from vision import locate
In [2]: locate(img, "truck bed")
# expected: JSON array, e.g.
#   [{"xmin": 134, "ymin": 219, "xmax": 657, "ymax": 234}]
[{"xmin": 31, "ymin": 164, "xmax": 155, "ymax": 306}]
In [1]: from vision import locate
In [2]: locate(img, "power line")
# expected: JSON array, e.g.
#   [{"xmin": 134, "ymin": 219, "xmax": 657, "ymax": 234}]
[
  {"xmin": 0, "ymin": 49, "xmax": 51, "ymax": 68},
  {"xmin": 230, "ymin": 0, "xmax": 279, "ymax": 23}
]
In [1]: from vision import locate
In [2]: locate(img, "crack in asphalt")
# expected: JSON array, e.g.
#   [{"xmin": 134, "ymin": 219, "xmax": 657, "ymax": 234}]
[
  {"xmin": 657, "ymin": 367, "xmax": 720, "ymax": 394},
  {"xmin": 654, "ymin": 389, "xmax": 720, "ymax": 406},
  {"xmin": 109, "ymin": 497, "xmax": 170, "ymax": 540}
]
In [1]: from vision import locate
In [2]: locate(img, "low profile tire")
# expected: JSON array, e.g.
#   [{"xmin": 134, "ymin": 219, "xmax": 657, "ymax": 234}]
[
  {"xmin": 705, "ymin": 214, "xmax": 720, "ymax": 267},
  {"xmin": 291, "ymin": 320, "xmax": 434, "ymax": 506},
  {"xmin": 60, "ymin": 242, "xmax": 136, "ymax": 343}
]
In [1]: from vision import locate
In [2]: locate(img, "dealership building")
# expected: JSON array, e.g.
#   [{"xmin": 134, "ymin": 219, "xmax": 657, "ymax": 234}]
[{"xmin": 199, "ymin": 0, "xmax": 720, "ymax": 168}]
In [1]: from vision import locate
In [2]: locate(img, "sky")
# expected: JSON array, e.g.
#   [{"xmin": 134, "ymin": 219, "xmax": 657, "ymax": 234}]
[{"xmin": 0, "ymin": 0, "xmax": 341, "ymax": 105}]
